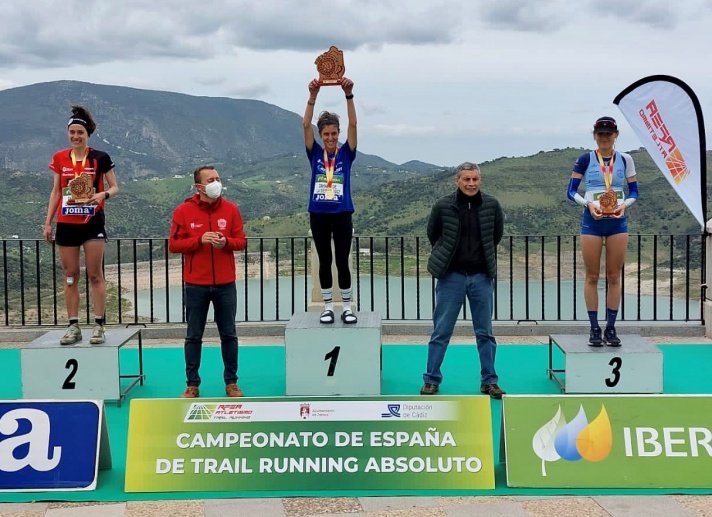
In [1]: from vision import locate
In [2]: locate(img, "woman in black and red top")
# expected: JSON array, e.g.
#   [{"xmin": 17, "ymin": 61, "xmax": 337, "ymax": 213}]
[{"xmin": 43, "ymin": 105, "xmax": 118, "ymax": 346}]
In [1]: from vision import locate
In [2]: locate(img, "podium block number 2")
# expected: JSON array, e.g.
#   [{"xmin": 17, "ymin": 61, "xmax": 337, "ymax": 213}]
[
  {"xmin": 63, "ymin": 358, "xmax": 78, "ymax": 389},
  {"xmin": 324, "ymin": 346, "xmax": 341, "ymax": 376}
]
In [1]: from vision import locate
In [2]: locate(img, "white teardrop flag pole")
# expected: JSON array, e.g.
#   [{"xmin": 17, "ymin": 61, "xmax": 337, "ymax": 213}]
[{"xmin": 614, "ymin": 75, "xmax": 707, "ymax": 231}]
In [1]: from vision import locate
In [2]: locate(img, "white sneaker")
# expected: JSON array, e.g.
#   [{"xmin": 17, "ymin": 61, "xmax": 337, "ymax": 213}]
[
  {"xmin": 60, "ymin": 323, "xmax": 82, "ymax": 345},
  {"xmin": 89, "ymin": 324, "xmax": 105, "ymax": 345}
]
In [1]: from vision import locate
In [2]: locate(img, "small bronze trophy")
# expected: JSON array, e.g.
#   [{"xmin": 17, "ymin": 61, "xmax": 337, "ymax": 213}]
[
  {"xmin": 315, "ymin": 46, "xmax": 345, "ymax": 86},
  {"xmin": 598, "ymin": 189, "xmax": 618, "ymax": 216},
  {"xmin": 67, "ymin": 173, "xmax": 94, "ymax": 205}
]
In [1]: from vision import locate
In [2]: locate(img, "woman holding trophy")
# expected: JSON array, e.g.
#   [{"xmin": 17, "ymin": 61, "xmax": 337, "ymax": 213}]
[
  {"xmin": 43, "ymin": 105, "xmax": 119, "ymax": 345},
  {"xmin": 302, "ymin": 72, "xmax": 358, "ymax": 325},
  {"xmin": 567, "ymin": 116, "xmax": 638, "ymax": 347}
]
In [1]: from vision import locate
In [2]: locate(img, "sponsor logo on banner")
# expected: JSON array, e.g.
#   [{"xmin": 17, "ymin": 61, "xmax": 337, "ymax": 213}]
[
  {"xmin": 381, "ymin": 404, "xmax": 401, "ymax": 418},
  {"xmin": 639, "ymin": 100, "xmax": 690, "ymax": 184},
  {"xmin": 297, "ymin": 404, "xmax": 336, "ymax": 420},
  {"xmin": 296, "ymin": 403, "xmax": 336, "ymax": 421},
  {"xmin": 0, "ymin": 409, "xmax": 62, "ymax": 473},
  {"xmin": 185, "ymin": 403, "xmax": 254, "ymax": 422},
  {"xmin": 0, "ymin": 401, "xmax": 104, "ymax": 491},
  {"xmin": 299, "ymin": 404, "xmax": 310, "ymax": 419},
  {"xmin": 376, "ymin": 403, "xmax": 439, "ymax": 420},
  {"xmin": 505, "ymin": 395, "xmax": 712, "ymax": 488},
  {"xmin": 532, "ymin": 404, "xmax": 612, "ymax": 476},
  {"xmin": 180, "ymin": 401, "xmax": 454, "ymax": 423}
]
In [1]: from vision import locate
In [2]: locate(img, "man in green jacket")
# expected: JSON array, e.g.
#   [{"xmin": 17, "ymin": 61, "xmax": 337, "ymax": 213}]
[{"xmin": 421, "ymin": 162, "xmax": 506, "ymax": 399}]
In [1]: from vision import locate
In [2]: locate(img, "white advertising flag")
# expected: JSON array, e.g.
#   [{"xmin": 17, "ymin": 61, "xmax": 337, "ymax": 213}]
[{"xmin": 614, "ymin": 75, "xmax": 707, "ymax": 230}]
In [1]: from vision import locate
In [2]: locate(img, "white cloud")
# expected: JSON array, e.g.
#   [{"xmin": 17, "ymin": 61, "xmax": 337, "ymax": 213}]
[
  {"xmin": 478, "ymin": 0, "xmax": 572, "ymax": 32},
  {"xmin": 589, "ymin": 0, "xmax": 677, "ymax": 28},
  {"xmin": 0, "ymin": 0, "xmax": 710, "ymax": 165},
  {"xmin": 0, "ymin": 1, "xmax": 460, "ymax": 68},
  {"xmin": 372, "ymin": 124, "xmax": 442, "ymax": 137},
  {"xmin": 225, "ymin": 83, "xmax": 272, "ymax": 99}
]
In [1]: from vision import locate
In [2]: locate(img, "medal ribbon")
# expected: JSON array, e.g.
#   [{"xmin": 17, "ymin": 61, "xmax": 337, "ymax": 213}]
[
  {"xmin": 70, "ymin": 150, "xmax": 88, "ymax": 178},
  {"xmin": 595, "ymin": 149, "xmax": 615, "ymax": 191},
  {"xmin": 323, "ymin": 147, "xmax": 338, "ymax": 189}
]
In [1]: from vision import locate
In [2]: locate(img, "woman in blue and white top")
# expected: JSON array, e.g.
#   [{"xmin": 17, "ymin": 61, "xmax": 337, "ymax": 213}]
[
  {"xmin": 567, "ymin": 116, "xmax": 638, "ymax": 347},
  {"xmin": 302, "ymin": 76, "xmax": 358, "ymax": 325}
]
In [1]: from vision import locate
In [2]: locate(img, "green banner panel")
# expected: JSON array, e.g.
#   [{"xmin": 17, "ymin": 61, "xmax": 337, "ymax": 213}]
[
  {"xmin": 126, "ymin": 396, "xmax": 495, "ymax": 492},
  {"xmin": 504, "ymin": 395, "xmax": 712, "ymax": 488}
]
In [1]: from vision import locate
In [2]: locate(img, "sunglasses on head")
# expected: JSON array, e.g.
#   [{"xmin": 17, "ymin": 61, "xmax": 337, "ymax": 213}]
[{"xmin": 594, "ymin": 120, "xmax": 617, "ymax": 130}]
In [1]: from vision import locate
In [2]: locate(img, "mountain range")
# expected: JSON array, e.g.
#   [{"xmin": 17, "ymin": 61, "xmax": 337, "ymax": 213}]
[
  {"xmin": 0, "ymin": 80, "xmax": 426, "ymax": 176},
  {"xmin": 0, "ymin": 80, "xmax": 709, "ymax": 240}
]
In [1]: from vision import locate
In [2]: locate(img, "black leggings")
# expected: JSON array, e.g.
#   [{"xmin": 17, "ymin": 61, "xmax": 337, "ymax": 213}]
[{"xmin": 309, "ymin": 212, "xmax": 353, "ymax": 290}]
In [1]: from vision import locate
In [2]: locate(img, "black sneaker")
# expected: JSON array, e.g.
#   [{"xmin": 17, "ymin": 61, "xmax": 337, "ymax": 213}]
[
  {"xmin": 589, "ymin": 327, "xmax": 603, "ymax": 347},
  {"xmin": 604, "ymin": 327, "xmax": 621, "ymax": 347}
]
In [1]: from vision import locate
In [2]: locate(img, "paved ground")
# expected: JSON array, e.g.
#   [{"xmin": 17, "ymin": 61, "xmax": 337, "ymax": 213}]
[
  {"xmin": 2, "ymin": 333, "xmax": 711, "ymax": 516},
  {"xmin": 2, "ymin": 495, "xmax": 712, "ymax": 516}
]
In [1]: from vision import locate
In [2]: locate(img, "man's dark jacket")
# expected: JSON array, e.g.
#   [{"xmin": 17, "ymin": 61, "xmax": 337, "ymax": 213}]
[{"xmin": 427, "ymin": 190, "xmax": 504, "ymax": 279}]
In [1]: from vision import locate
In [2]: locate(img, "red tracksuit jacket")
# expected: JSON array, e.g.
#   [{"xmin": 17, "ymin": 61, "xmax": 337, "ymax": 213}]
[{"xmin": 169, "ymin": 195, "xmax": 247, "ymax": 285}]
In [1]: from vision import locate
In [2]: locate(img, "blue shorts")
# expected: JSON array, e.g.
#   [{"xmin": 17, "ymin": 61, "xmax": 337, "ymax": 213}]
[{"xmin": 580, "ymin": 211, "xmax": 628, "ymax": 237}]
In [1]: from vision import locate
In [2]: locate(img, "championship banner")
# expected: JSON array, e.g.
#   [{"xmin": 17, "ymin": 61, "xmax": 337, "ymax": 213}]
[
  {"xmin": 0, "ymin": 400, "xmax": 111, "ymax": 492},
  {"xmin": 503, "ymin": 395, "xmax": 712, "ymax": 488},
  {"xmin": 125, "ymin": 396, "xmax": 495, "ymax": 492},
  {"xmin": 614, "ymin": 75, "xmax": 707, "ymax": 230}
]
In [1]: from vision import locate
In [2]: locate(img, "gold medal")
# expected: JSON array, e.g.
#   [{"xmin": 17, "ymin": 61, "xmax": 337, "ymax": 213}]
[
  {"xmin": 595, "ymin": 149, "xmax": 617, "ymax": 216},
  {"xmin": 323, "ymin": 147, "xmax": 338, "ymax": 201},
  {"xmin": 68, "ymin": 150, "xmax": 94, "ymax": 204}
]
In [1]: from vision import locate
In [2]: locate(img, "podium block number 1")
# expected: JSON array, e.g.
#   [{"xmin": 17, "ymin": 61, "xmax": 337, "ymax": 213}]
[
  {"xmin": 324, "ymin": 346, "xmax": 341, "ymax": 376},
  {"xmin": 285, "ymin": 312, "xmax": 382, "ymax": 396}
]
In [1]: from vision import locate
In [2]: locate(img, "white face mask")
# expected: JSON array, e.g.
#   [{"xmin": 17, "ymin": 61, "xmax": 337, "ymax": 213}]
[{"xmin": 202, "ymin": 181, "xmax": 223, "ymax": 199}]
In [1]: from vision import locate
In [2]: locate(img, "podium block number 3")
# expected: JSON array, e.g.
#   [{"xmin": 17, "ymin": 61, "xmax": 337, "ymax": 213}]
[
  {"xmin": 605, "ymin": 357, "xmax": 622, "ymax": 388},
  {"xmin": 324, "ymin": 346, "xmax": 341, "ymax": 376},
  {"xmin": 63, "ymin": 358, "xmax": 78, "ymax": 389}
]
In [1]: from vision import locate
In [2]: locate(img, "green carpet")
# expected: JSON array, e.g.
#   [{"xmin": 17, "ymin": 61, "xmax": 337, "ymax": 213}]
[{"xmin": 1, "ymin": 343, "xmax": 712, "ymax": 501}]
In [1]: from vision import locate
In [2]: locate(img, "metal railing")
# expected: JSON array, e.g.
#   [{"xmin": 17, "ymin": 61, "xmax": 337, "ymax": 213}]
[{"xmin": 0, "ymin": 234, "xmax": 705, "ymax": 326}]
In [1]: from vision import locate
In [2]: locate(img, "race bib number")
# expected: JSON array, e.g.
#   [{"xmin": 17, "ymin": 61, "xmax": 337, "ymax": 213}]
[{"xmin": 312, "ymin": 174, "xmax": 344, "ymax": 202}]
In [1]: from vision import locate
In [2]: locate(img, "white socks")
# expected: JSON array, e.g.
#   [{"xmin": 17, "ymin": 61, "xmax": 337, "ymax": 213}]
[
  {"xmin": 340, "ymin": 288, "xmax": 352, "ymax": 312},
  {"xmin": 322, "ymin": 288, "xmax": 334, "ymax": 312}
]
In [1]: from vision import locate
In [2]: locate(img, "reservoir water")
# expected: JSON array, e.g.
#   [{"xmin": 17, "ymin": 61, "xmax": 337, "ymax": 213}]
[{"xmin": 130, "ymin": 275, "xmax": 699, "ymax": 323}]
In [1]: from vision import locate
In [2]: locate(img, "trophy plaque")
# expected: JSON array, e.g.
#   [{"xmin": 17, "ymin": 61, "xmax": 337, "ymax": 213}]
[
  {"xmin": 67, "ymin": 172, "xmax": 94, "ymax": 205},
  {"xmin": 598, "ymin": 189, "xmax": 618, "ymax": 216},
  {"xmin": 315, "ymin": 46, "xmax": 345, "ymax": 85}
]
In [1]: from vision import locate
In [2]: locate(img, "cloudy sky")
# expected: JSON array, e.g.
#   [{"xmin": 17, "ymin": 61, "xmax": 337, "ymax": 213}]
[{"xmin": 1, "ymin": 0, "xmax": 710, "ymax": 166}]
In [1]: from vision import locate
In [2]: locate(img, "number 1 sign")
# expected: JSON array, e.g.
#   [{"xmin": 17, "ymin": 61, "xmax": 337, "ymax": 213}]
[{"xmin": 285, "ymin": 312, "xmax": 382, "ymax": 396}]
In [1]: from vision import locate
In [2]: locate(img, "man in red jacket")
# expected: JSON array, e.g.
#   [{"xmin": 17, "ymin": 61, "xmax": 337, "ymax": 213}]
[{"xmin": 169, "ymin": 165, "xmax": 247, "ymax": 398}]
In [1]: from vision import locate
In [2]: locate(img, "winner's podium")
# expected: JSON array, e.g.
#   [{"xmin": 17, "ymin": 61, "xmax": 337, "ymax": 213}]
[
  {"xmin": 21, "ymin": 327, "xmax": 145, "ymax": 406},
  {"xmin": 548, "ymin": 334, "xmax": 663, "ymax": 394},
  {"xmin": 285, "ymin": 311, "xmax": 381, "ymax": 396}
]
